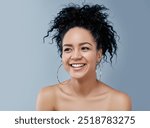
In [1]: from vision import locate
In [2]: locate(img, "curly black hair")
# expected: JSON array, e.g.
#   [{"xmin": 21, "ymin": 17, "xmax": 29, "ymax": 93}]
[{"xmin": 44, "ymin": 4, "xmax": 118, "ymax": 63}]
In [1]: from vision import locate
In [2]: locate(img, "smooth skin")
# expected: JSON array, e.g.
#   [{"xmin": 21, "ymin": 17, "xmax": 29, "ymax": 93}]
[{"xmin": 36, "ymin": 27, "xmax": 132, "ymax": 111}]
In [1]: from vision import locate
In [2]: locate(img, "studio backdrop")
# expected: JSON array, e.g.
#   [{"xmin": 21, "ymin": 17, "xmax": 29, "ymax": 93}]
[{"xmin": 0, "ymin": 0, "xmax": 150, "ymax": 110}]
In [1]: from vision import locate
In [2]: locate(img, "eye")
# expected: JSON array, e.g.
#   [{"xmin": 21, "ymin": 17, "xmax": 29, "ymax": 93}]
[
  {"xmin": 81, "ymin": 47, "xmax": 90, "ymax": 52},
  {"xmin": 63, "ymin": 48, "xmax": 72, "ymax": 53}
]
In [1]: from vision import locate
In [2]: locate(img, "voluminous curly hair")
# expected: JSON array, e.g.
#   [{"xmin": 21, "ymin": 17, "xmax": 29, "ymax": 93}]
[{"xmin": 44, "ymin": 4, "xmax": 118, "ymax": 63}]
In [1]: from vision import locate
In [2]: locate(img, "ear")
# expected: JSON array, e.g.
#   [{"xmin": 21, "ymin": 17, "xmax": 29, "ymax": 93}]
[{"xmin": 96, "ymin": 49, "xmax": 102, "ymax": 62}]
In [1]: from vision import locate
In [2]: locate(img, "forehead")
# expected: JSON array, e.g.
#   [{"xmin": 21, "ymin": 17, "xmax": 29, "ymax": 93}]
[{"xmin": 62, "ymin": 27, "xmax": 95, "ymax": 45}]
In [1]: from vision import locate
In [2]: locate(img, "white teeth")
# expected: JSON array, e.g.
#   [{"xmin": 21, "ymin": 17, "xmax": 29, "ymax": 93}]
[{"xmin": 71, "ymin": 64, "xmax": 85, "ymax": 68}]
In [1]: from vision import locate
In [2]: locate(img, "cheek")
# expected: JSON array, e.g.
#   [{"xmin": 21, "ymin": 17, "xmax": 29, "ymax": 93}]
[
  {"xmin": 62, "ymin": 53, "xmax": 69, "ymax": 62},
  {"xmin": 82, "ymin": 53, "xmax": 97, "ymax": 70},
  {"xmin": 85, "ymin": 52, "xmax": 97, "ymax": 63},
  {"xmin": 62, "ymin": 55, "xmax": 66, "ymax": 65},
  {"xmin": 62, "ymin": 54, "xmax": 70, "ymax": 70}
]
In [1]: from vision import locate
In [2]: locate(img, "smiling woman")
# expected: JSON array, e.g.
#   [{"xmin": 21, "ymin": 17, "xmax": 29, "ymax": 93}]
[
  {"xmin": 62, "ymin": 27, "xmax": 101, "ymax": 80},
  {"xmin": 36, "ymin": 4, "xmax": 132, "ymax": 111}
]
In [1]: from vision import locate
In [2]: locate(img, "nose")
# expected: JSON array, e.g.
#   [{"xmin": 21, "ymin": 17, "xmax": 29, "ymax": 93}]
[{"xmin": 71, "ymin": 49, "xmax": 82, "ymax": 60}]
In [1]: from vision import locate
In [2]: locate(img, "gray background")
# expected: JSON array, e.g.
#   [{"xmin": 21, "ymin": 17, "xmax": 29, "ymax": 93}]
[{"xmin": 0, "ymin": 0, "xmax": 149, "ymax": 110}]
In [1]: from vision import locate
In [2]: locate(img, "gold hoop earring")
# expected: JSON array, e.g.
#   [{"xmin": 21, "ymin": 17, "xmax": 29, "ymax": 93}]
[
  {"xmin": 56, "ymin": 63, "xmax": 70, "ymax": 85},
  {"xmin": 57, "ymin": 63, "xmax": 63, "ymax": 84},
  {"xmin": 96, "ymin": 60, "xmax": 103, "ymax": 80}
]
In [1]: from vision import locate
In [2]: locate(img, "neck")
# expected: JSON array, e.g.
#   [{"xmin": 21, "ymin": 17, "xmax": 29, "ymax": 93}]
[{"xmin": 69, "ymin": 73, "xmax": 99, "ymax": 96}]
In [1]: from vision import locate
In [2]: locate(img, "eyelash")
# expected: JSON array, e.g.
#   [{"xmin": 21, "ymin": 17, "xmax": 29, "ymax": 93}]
[
  {"xmin": 63, "ymin": 47, "xmax": 90, "ymax": 53},
  {"xmin": 81, "ymin": 47, "xmax": 90, "ymax": 51},
  {"xmin": 63, "ymin": 48, "xmax": 72, "ymax": 53}
]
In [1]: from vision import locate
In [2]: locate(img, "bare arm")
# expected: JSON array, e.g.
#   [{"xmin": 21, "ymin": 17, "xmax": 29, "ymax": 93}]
[
  {"xmin": 119, "ymin": 94, "xmax": 132, "ymax": 111},
  {"xmin": 36, "ymin": 86, "xmax": 56, "ymax": 111},
  {"xmin": 113, "ymin": 92, "xmax": 132, "ymax": 111}
]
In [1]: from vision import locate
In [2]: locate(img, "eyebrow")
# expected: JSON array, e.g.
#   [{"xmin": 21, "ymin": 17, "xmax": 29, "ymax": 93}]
[{"xmin": 63, "ymin": 42, "xmax": 93, "ymax": 47}]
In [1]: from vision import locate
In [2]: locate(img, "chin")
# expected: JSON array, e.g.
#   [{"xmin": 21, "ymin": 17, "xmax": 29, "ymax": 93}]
[{"xmin": 70, "ymin": 72, "xmax": 90, "ymax": 80}]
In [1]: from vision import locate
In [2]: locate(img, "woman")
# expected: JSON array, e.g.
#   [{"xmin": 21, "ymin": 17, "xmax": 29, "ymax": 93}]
[{"xmin": 36, "ymin": 4, "xmax": 131, "ymax": 110}]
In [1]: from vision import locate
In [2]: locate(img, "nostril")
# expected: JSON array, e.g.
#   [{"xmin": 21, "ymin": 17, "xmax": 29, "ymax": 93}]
[
  {"xmin": 71, "ymin": 55, "xmax": 82, "ymax": 59},
  {"xmin": 71, "ymin": 51, "xmax": 82, "ymax": 59}
]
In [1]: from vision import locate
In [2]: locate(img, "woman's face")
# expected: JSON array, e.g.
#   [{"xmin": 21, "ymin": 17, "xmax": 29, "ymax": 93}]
[{"xmin": 62, "ymin": 27, "xmax": 102, "ymax": 79}]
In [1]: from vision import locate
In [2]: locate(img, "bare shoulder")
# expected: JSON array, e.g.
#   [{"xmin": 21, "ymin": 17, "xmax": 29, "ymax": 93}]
[
  {"xmin": 102, "ymin": 83, "xmax": 132, "ymax": 111},
  {"xmin": 111, "ymin": 89, "xmax": 132, "ymax": 110},
  {"xmin": 36, "ymin": 84, "xmax": 58, "ymax": 111}
]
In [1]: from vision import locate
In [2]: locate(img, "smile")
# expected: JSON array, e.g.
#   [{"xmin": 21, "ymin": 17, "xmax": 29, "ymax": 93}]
[{"xmin": 70, "ymin": 63, "xmax": 86, "ymax": 68}]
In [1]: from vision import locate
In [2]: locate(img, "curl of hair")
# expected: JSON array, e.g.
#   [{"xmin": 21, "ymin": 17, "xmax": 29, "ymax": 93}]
[{"xmin": 44, "ymin": 4, "xmax": 119, "ymax": 64}]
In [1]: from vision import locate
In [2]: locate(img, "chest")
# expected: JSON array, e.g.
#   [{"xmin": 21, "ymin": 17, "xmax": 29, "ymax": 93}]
[{"xmin": 54, "ymin": 93, "xmax": 111, "ymax": 111}]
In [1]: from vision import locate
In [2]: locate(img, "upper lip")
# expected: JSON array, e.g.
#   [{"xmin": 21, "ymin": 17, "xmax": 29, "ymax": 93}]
[{"xmin": 69, "ymin": 63, "xmax": 86, "ymax": 65}]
